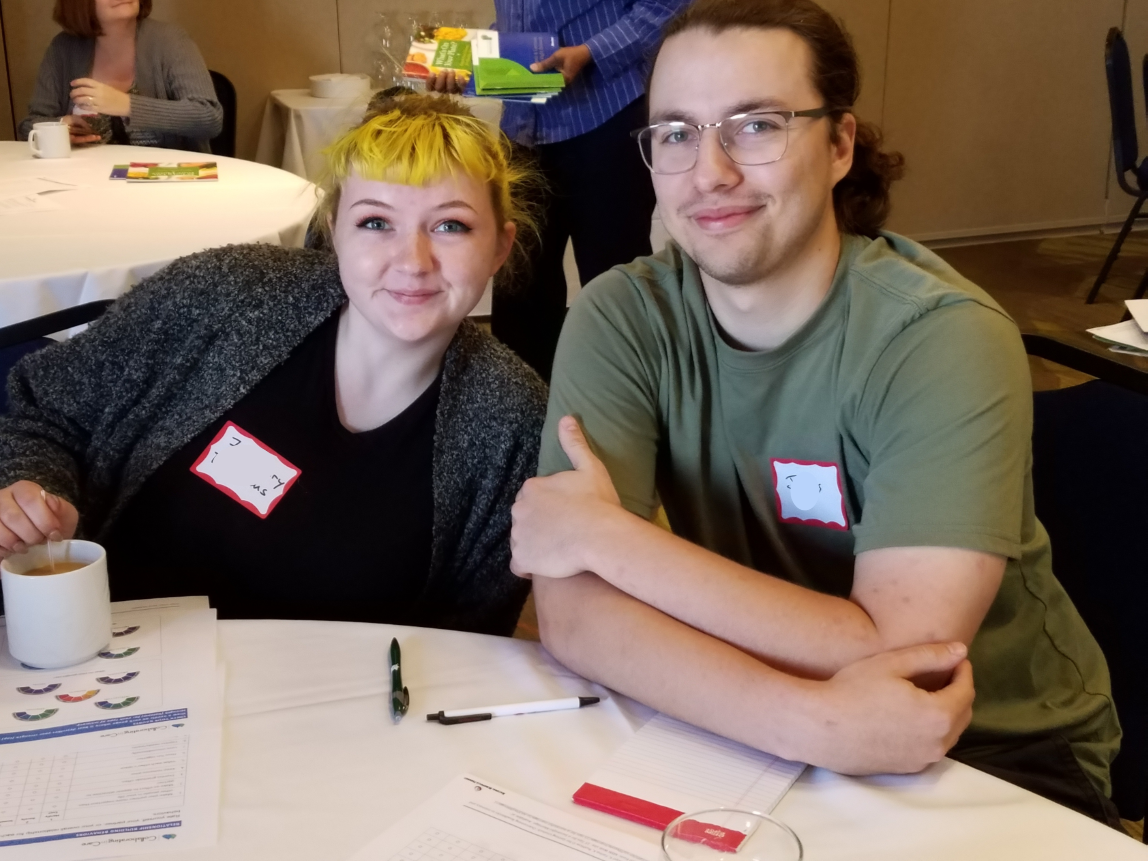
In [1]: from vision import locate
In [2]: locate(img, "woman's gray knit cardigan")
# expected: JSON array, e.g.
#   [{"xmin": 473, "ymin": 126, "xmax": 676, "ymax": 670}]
[
  {"xmin": 18, "ymin": 19, "xmax": 223, "ymax": 151},
  {"xmin": 0, "ymin": 245, "xmax": 547, "ymax": 636}
]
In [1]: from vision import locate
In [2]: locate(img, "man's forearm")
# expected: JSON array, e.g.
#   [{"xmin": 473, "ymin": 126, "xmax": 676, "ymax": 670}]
[
  {"xmin": 535, "ymin": 572, "xmax": 820, "ymax": 760},
  {"xmin": 582, "ymin": 508, "xmax": 883, "ymax": 678},
  {"xmin": 533, "ymin": 574, "xmax": 973, "ymax": 775}
]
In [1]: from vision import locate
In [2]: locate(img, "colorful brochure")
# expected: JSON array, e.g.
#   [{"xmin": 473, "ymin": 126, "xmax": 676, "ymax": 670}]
[
  {"xmin": 404, "ymin": 27, "xmax": 563, "ymax": 99},
  {"xmin": 110, "ymin": 162, "xmax": 219, "ymax": 182}
]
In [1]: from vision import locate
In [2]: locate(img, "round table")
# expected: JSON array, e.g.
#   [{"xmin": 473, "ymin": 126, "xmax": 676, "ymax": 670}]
[
  {"xmin": 0, "ymin": 144, "xmax": 317, "ymax": 328},
  {"xmin": 132, "ymin": 620, "xmax": 1145, "ymax": 861}
]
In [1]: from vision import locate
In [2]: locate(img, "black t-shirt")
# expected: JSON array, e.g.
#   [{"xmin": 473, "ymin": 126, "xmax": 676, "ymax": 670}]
[{"xmin": 102, "ymin": 312, "xmax": 439, "ymax": 622}]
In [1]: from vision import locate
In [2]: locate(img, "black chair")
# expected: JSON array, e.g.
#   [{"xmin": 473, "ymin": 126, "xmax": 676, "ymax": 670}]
[
  {"xmin": 1026, "ymin": 336, "xmax": 1148, "ymax": 833},
  {"xmin": 1086, "ymin": 28, "xmax": 1148, "ymax": 305},
  {"xmin": 209, "ymin": 70, "xmax": 238, "ymax": 159},
  {"xmin": 0, "ymin": 301, "xmax": 113, "ymax": 414}
]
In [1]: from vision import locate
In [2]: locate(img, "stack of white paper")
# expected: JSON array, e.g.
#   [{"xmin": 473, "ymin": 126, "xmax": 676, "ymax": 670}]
[
  {"xmin": 574, "ymin": 713, "xmax": 805, "ymax": 828},
  {"xmin": 0, "ymin": 178, "xmax": 80, "ymax": 216},
  {"xmin": 1087, "ymin": 300, "xmax": 1148, "ymax": 357},
  {"xmin": 349, "ymin": 774, "xmax": 659, "ymax": 861},
  {"xmin": 0, "ymin": 597, "xmax": 222, "ymax": 859}
]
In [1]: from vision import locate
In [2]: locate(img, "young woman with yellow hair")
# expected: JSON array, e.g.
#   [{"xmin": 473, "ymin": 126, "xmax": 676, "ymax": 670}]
[{"xmin": 0, "ymin": 93, "xmax": 546, "ymax": 634}]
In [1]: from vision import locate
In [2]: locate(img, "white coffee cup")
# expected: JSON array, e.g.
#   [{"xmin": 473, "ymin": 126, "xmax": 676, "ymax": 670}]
[
  {"xmin": 1, "ymin": 541, "xmax": 111, "ymax": 669},
  {"xmin": 28, "ymin": 122, "xmax": 72, "ymax": 159}
]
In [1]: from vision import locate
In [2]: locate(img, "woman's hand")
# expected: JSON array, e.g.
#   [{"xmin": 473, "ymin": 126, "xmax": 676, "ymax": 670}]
[
  {"xmin": 0, "ymin": 482, "xmax": 79, "ymax": 559},
  {"xmin": 424, "ymin": 70, "xmax": 465, "ymax": 94},
  {"xmin": 61, "ymin": 115, "xmax": 102, "ymax": 145},
  {"xmin": 69, "ymin": 78, "xmax": 131, "ymax": 118}
]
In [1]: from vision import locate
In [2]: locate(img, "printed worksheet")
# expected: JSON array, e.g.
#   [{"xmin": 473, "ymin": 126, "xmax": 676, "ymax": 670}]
[
  {"xmin": 574, "ymin": 713, "xmax": 805, "ymax": 829},
  {"xmin": 0, "ymin": 598, "xmax": 222, "ymax": 859},
  {"xmin": 349, "ymin": 775, "xmax": 659, "ymax": 861}
]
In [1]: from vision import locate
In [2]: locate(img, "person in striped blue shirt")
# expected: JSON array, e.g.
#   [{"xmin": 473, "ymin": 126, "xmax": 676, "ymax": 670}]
[{"xmin": 432, "ymin": 0, "xmax": 689, "ymax": 380}]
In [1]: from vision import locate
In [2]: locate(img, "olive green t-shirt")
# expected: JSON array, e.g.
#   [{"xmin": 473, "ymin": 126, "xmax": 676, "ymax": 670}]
[{"xmin": 540, "ymin": 232, "xmax": 1119, "ymax": 792}]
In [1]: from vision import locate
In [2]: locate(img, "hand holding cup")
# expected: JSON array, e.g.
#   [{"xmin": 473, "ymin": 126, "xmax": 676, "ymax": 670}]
[
  {"xmin": 61, "ymin": 114, "xmax": 102, "ymax": 145},
  {"xmin": 0, "ymin": 481, "xmax": 79, "ymax": 560}
]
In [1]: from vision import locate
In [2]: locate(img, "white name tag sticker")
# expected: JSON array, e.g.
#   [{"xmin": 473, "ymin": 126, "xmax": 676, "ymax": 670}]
[
  {"xmin": 190, "ymin": 422, "xmax": 301, "ymax": 518},
  {"xmin": 770, "ymin": 459, "xmax": 849, "ymax": 531}
]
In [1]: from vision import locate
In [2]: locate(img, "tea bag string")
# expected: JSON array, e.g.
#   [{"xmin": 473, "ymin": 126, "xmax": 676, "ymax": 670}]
[{"xmin": 40, "ymin": 489, "xmax": 55, "ymax": 574}]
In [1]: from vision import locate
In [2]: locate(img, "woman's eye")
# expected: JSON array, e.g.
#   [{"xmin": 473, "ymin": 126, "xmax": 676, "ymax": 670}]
[
  {"xmin": 434, "ymin": 219, "xmax": 471, "ymax": 234},
  {"xmin": 356, "ymin": 216, "xmax": 390, "ymax": 231}
]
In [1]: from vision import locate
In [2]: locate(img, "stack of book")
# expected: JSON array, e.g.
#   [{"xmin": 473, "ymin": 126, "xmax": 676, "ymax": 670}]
[
  {"xmin": 404, "ymin": 26, "xmax": 564, "ymax": 103},
  {"xmin": 110, "ymin": 162, "xmax": 219, "ymax": 182},
  {"xmin": 1087, "ymin": 299, "xmax": 1148, "ymax": 356}
]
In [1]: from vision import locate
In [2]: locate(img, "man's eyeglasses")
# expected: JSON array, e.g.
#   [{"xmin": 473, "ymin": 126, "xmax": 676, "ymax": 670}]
[{"xmin": 631, "ymin": 107, "xmax": 840, "ymax": 175}]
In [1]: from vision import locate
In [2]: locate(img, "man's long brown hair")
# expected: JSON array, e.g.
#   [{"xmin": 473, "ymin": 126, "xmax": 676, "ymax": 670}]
[
  {"xmin": 54, "ymin": 0, "xmax": 152, "ymax": 39},
  {"xmin": 656, "ymin": 0, "xmax": 904, "ymax": 238}
]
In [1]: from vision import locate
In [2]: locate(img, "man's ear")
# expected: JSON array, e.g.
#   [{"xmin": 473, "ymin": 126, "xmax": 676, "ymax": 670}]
[{"xmin": 830, "ymin": 112, "xmax": 857, "ymax": 186}]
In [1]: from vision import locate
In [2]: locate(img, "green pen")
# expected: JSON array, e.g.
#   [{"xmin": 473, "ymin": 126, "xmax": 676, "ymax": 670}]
[{"xmin": 389, "ymin": 637, "xmax": 409, "ymax": 724}]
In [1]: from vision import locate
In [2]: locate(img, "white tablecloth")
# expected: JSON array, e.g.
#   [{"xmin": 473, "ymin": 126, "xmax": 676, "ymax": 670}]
[
  {"xmin": 0, "ymin": 144, "xmax": 316, "ymax": 329},
  {"xmin": 256, "ymin": 89, "xmax": 504, "ymax": 182},
  {"xmin": 122, "ymin": 619, "xmax": 1146, "ymax": 860}
]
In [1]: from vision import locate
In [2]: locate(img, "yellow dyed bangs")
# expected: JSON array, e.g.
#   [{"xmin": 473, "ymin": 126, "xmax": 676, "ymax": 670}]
[{"xmin": 325, "ymin": 109, "xmax": 505, "ymax": 195}]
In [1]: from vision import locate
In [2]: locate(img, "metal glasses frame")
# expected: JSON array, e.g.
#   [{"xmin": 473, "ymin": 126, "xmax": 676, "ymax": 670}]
[{"xmin": 631, "ymin": 106, "xmax": 840, "ymax": 174}]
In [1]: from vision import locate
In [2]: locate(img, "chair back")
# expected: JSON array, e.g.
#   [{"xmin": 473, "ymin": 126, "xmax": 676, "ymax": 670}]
[
  {"xmin": 1105, "ymin": 28, "xmax": 1141, "ymax": 196},
  {"xmin": 0, "ymin": 301, "xmax": 114, "ymax": 414},
  {"xmin": 1032, "ymin": 380, "xmax": 1148, "ymax": 822},
  {"xmin": 209, "ymin": 70, "xmax": 238, "ymax": 159}
]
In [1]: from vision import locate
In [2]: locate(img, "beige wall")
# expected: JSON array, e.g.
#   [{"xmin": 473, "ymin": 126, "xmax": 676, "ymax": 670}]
[
  {"xmin": 0, "ymin": 0, "xmax": 1137, "ymax": 241},
  {"xmin": 150, "ymin": 0, "xmax": 342, "ymax": 161},
  {"xmin": 0, "ymin": 9, "xmax": 14, "ymax": 141},
  {"xmin": 882, "ymin": 0, "xmax": 1122, "ymax": 240},
  {"xmin": 820, "ymin": 0, "xmax": 890, "ymax": 126}
]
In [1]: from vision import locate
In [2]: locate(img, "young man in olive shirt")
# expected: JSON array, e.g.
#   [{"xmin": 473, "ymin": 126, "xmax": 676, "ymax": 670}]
[{"xmin": 509, "ymin": 0, "xmax": 1120, "ymax": 825}]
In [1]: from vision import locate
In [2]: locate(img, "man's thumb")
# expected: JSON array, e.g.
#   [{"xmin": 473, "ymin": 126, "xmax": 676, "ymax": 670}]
[
  {"xmin": 558, "ymin": 415, "xmax": 594, "ymax": 471},
  {"xmin": 883, "ymin": 641, "xmax": 967, "ymax": 680},
  {"xmin": 530, "ymin": 51, "xmax": 561, "ymax": 72}
]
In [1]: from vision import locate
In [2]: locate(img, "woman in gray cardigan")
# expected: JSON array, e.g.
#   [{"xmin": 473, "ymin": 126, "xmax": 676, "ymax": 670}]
[
  {"xmin": 0, "ymin": 93, "xmax": 547, "ymax": 636},
  {"xmin": 18, "ymin": 0, "xmax": 222, "ymax": 151}
]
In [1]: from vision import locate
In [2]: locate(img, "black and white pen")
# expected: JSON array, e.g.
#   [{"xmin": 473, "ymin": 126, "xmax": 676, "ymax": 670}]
[{"xmin": 427, "ymin": 695, "xmax": 601, "ymax": 725}]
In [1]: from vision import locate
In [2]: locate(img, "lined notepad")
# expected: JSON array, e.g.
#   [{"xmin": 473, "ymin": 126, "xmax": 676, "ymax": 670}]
[{"xmin": 573, "ymin": 714, "xmax": 805, "ymax": 830}]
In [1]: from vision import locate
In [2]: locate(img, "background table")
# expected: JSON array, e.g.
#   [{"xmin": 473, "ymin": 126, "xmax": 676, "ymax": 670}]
[
  {"xmin": 0, "ymin": 144, "xmax": 316, "ymax": 328},
  {"xmin": 256, "ymin": 89, "xmax": 503, "ymax": 182},
  {"xmin": 128, "ymin": 620, "xmax": 1147, "ymax": 860}
]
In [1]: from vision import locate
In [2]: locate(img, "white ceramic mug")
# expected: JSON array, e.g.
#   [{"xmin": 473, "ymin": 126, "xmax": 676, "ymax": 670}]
[
  {"xmin": 1, "ymin": 541, "xmax": 111, "ymax": 669},
  {"xmin": 28, "ymin": 122, "xmax": 72, "ymax": 159}
]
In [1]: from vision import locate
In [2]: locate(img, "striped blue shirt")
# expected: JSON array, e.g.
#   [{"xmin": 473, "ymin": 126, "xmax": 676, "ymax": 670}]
[{"xmin": 495, "ymin": 0, "xmax": 690, "ymax": 145}]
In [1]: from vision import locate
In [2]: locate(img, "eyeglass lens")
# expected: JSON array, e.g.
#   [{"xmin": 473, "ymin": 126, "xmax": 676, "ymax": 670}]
[{"xmin": 637, "ymin": 112, "xmax": 791, "ymax": 174}]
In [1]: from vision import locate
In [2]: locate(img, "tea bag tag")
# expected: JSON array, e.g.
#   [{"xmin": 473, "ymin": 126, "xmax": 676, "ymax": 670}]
[{"xmin": 190, "ymin": 422, "xmax": 301, "ymax": 518}]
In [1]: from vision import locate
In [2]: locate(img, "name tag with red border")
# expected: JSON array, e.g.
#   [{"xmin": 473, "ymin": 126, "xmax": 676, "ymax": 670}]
[
  {"xmin": 190, "ymin": 422, "xmax": 301, "ymax": 518},
  {"xmin": 770, "ymin": 458, "xmax": 849, "ymax": 531}
]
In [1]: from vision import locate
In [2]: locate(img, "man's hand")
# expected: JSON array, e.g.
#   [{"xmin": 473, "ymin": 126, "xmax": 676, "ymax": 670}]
[
  {"xmin": 60, "ymin": 115, "xmax": 102, "ymax": 145},
  {"xmin": 0, "ymin": 482, "xmax": 79, "ymax": 559},
  {"xmin": 811, "ymin": 642, "xmax": 975, "ymax": 775},
  {"xmin": 530, "ymin": 45, "xmax": 593, "ymax": 84},
  {"xmin": 69, "ymin": 78, "xmax": 131, "ymax": 118},
  {"xmin": 424, "ymin": 70, "xmax": 465, "ymax": 94},
  {"xmin": 511, "ymin": 416, "xmax": 622, "ymax": 580}
]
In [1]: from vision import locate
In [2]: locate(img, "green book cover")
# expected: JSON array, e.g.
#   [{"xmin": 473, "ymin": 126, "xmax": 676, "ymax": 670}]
[
  {"xmin": 431, "ymin": 39, "xmax": 472, "ymax": 72},
  {"xmin": 474, "ymin": 57, "xmax": 564, "ymax": 95}
]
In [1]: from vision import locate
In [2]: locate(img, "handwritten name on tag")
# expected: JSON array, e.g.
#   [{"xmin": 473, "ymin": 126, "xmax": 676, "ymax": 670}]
[{"xmin": 190, "ymin": 422, "xmax": 301, "ymax": 518}]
